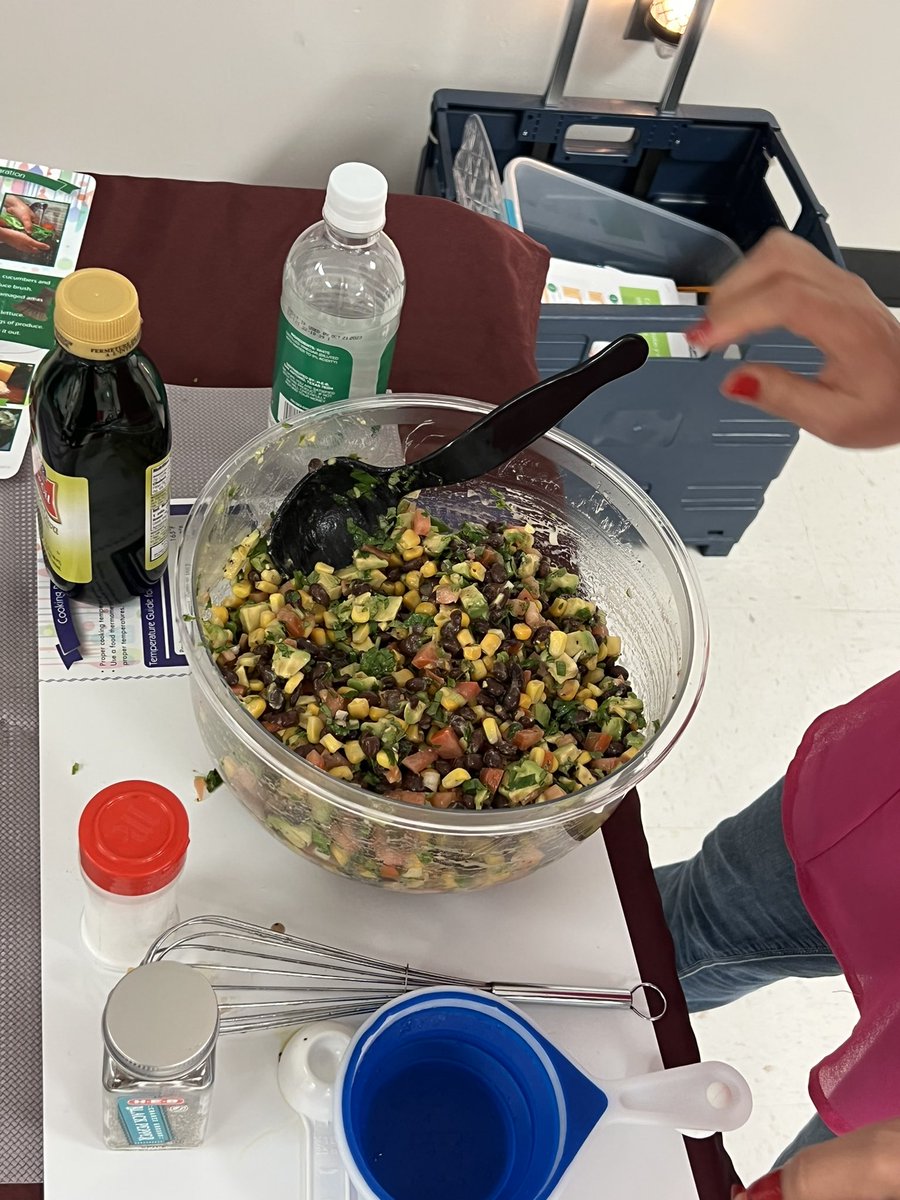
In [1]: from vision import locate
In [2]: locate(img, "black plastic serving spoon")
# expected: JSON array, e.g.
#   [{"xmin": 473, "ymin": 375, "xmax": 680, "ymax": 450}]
[{"xmin": 269, "ymin": 334, "xmax": 649, "ymax": 575}]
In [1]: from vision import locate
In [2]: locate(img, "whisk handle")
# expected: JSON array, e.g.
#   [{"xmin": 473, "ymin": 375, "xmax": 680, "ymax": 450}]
[{"xmin": 488, "ymin": 981, "xmax": 667, "ymax": 1022}]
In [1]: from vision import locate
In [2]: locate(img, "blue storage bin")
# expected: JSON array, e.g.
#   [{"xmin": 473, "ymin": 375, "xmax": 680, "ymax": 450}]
[{"xmin": 416, "ymin": 90, "xmax": 840, "ymax": 554}]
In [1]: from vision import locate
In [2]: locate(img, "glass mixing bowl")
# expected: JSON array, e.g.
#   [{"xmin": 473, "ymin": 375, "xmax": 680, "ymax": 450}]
[{"xmin": 177, "ymin": 396, "xmax": 708, "ymax": 893}]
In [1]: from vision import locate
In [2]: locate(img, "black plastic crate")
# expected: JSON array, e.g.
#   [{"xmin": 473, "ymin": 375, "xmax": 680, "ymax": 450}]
[{"xmin": 417, "ymin": 90, "xmax": 840, "ymax": 554}]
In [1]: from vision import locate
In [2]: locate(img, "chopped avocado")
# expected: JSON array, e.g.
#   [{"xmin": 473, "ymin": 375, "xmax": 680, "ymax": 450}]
[
  {"xmin": 354, "ymin": 552, "xmax": 390, "ymax": 571},
  {"xmin": 272, "ymin": 645, "xmax": 312, "ymax": 678},
  {"xmin": 549, "ymin": 653, "xmax": 579, "ymax": 681},
  {"xmin": 500, "ymin": 759, "xmax": 550, "ymax": 804},
  {"xmin": 554, "ymin": 743, "xmax": 581, "ymax": 768},
  {"xmin": 266, "ymin": 816, "xmax": 313, "ymax": 850},
  {"xmin": 503, "ymin": 525, "xmax": 535, "ymax": 551},
  {"xmin": 423, "ymin": 532, "xmax": 452, "ymax": 556},
  {"xmin": 625, "ymin": 730, "xmax": 646, "ymax": 750},
  {"xmin": 462, "ymin": 778, "xmax": 492, "ymax": 810},
  {"xmin": 565, "ymin": 629, "xmax": 599, "ymax": 661},
  {"xmin": 238, "ymin": 602, "xmax": 268, "ymax": 634},
  {"xmin": 563, "ymin": 596, "xmax": 596, "ymax": 621},
  {"xmin": 602, "ymin": 716, "xmax": 625, "ymax": 741},
  {"xmin": 459, "ymin": 583, "xmax": 489, "ymax": 621},
  {"xmin": 346, "ymin": 673, "xmax": 379, "ymax": 692},
  {"xmin": 533, "ymin": 701, "xmax": 551, "ymax": 728},
  {"xmin": 311, "ymin": 572, "xmax": 342, "ymax": 601},
  {"xmin": 517, "ymin": 552, "xmax": 541, "ymax": 579},
  {"xmin": 368, "ymin": 594, "xmax": 403, "ymax": 624},
  {"xmin": 544, "ymin": 569, "xmax": 580, "ymax": 594}
]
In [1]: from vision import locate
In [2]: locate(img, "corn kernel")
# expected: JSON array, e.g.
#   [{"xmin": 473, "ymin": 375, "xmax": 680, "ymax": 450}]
[
  {"xmin": 518, "ymin": 692, "xmax": 532, "ymax": 710},
  {"xmin": 439, "ymin": 689, "xmax": 466, "ymax": 712},
  {"xmin": 306, "ymin": 715, "xmax": 324, "ymax": 743},
  {"xmin": 457, "ymin": 629, "xmax": 475, "ymax": 647},
  {"xmin": 269, "ymin": 593, "xmax": 285, "ymax": 613},
  {"xmin": 558, "ymin": 679, "xmax": 579, "ymax": 701},
  {"xmin": 470, "ymin": 658, "xmax": 488, "ymax": 680},
  {"xmin": 348, "ymin": 697, "xmax": 370, "ymax": 720},
  {"xmin": 513, "ymin": 623, "xmax": 532, "ymax": 641},
  {"xmin": 210, "ymin": 605, "xmax": 229, "ymax": 626},
  {"xmin": 320, "ymin": 733, "xmax": 342, "ymax": 754},
  {"xmin": 369, "ymin": 705, "xmax": 388, "ymax": 720},
  {"xmin": 232, "ymin": 581, "xmax": 252, "ymax": 600},
  {"xmin": 405, "ymin": 723, "xmax": 422, "ymax": 743},
  {"xmin": 328, "ymin": 766, "xmax": 354, "ymax": 781},
  {"xmin": 442, "ymin": 768, "xmax": 471, "ymax": 789},
  {"xmin": 399, "ymin": 547, "xmax": 420, "ymax": 562},
  {"xmin": 259, "ymin": 610, "xmax": 276, "ymax": 629},
  {"xmin": 261, "ymin": 569, "xmax": 282, "ymax": 585},
  {"xmin": 420, "ymin": 560, "xmax": 437, "ymax": 578},
  {"xmin": 482, "ymin": 655, "xmax": 495, "ymax": 673},
  {"xmin": 585, "ymin": 668, "xmax": 605, "ymax": 685},
  {"xmin": 403, "ymin": 590, "xmax": 421, "ymax": 611},
  {"xmin": 468, "ymin": 561, "xmax": 486, "ymax": 582},
  {"xmin": 583, "ymin": 698, "xmax": 598, "ymax": 712},
  {"xmin": 248, "ymin": 679, "xmax": 265, "ymax": 693},
  {"xmin": 404, "ymin": 570, "xmax": 422, "ymax": 590},
  {"xmin": 576, "ymin": 765, "xmax": 596, "ymax": 786},
  {"xmin": 310, "ymin": 627, "xmax": 328, "ymax": 647},
  {"xmin": 529, "ymin": 747, "xmax": 545, "ymax": 766},
  {"xmin": 223, "ymin": 594, "xmax": 242, "ymax": 610},
  {"xmin": 548, "ymin": 630, "xmax": 568, "ymax": 657},
  {"xmin": 596, "ymin": 641, "xmax": 608, "ymax": 660},
  {"xmin": 577, "ymin": 750, "xmax": 592, "ymax": 765},
  {"xmin": 256, "ymin": 580, "xmax": 278, "ymax": 594},
  {"xmin": 480, "ymin": 632, "xmax": 502, "ymax": 656},
  {"xmin": 387, "ymin": 553, "xmax": 403, "ymax": 567},
  {"xmin": 242, "ymin": 696, "xmax": 266, "ymax": 719},
  {"xmin": 314, "ymin": 562, "xmax": 335, "ymax": 575},
  {"xmin": 545, "ymin": 753, "xmax": 558, "ymax": 772},
  {"xmin": 331, "ymin": 844, "xmax": 350, "ymax": 867},
  {"xmin": 393, "ymin": 668, "xmax": 414, "ymax": 687},
  {"xmin": 463, "ymin": 645, "xmax": 482, "ymax": 661},
  {"xmin": 415, "ymin": 601, "xmax": 437, "ymax": 616},
  {"xmin": 283, "ymin": 672, "xmax": 305, "ymax": 696},
  {"xmin": 351, "ymin": 625, "xmax": 371, "ymax": 645},
  {"xmin": 376, "ymin": 749, "xmax": 393, "ymax": 769},
  {"xmin": 549, "ymin": 598, "xmax": 568, "ymax": 618},
  {"xmin": 576, "ymin": 687, "xmax": 592, "ymax": 702},
  {"xmin": 248, "ymin": 628, "xmax": 267, "ymax": 649},
  {"xmin": 344, "ymin": 740, "xmax": 366, "ymax": 765},
  {"xmin": 397, "ymin": 528, "xmax": 421, "ymax": 549},
  {"xmin": 525, "ymin": 680, "xmax": 545, "ymax": 704},
  {"xmin": 350, "ymin": 604, "xmax": 370, "ymax": 624},
  {"xmin": 620, "ymin": 746, "xmax": 639, "ymax": 762},
  {"xmin": 460, "ymin": 613, "xmax": 470, "ymax": 627},
  {"xmin": 605, "ymin": 636, "xmax": 622, "ymax": 658},
  {"xmin": 434, "ymin": 611, "xmax": 451, "ymax": 628},
  {"xmin": 482, "ymin": 717, "xmax": 500, "ymax": 744}
]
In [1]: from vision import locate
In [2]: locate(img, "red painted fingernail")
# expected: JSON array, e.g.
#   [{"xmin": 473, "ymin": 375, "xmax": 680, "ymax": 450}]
[
  {"xmin": 685, "ymin": 319, "xmax": 713, "ymax": 344},
  {"xmin": 746, "ymin": 1170, "xmax": 784, "ymax": 1200},
  {"xmin": 731, "ymin": 1187, "xmax": 745, "ymax": 1200},
  {"xmin": 725, "ymin": 373, "xmax": 761, "ymax": 401}
]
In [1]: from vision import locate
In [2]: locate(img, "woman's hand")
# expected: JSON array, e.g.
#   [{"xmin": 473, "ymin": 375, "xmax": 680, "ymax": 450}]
[
  {"xmin": 736, "ymin": 1116, "xmax": 900, "ymax": 1199},
  {"xmin": 0, "ymin": 226, "xmax": 51, "ymax": 256},
  {"xmin": 3, "ymin": 194, "xmax": 35, "ymax": 233},
  {"xmin": 687, "ymin": 229, "xmax": 900, "ymax": 449}
]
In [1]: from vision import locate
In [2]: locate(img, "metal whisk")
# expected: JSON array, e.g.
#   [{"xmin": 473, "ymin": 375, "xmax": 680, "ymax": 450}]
[{"xmin": 143, "ymin": 915, "xmax": 666, "ymax": 1034}]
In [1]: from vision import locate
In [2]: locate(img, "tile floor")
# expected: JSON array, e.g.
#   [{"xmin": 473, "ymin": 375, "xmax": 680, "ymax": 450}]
[{"xmin": 640, "ymin": 425, "xmax": 900, "ymax": 1183}]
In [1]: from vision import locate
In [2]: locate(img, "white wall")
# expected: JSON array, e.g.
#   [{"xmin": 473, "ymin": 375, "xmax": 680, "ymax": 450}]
[{"xmin": 8, "ymin": 0, "xmax": 900, "ymax": 248}]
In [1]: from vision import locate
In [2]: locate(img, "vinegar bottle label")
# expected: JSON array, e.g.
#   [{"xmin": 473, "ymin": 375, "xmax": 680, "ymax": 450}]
[
  {"xmin": 33, "ymin": 447, "xmax": 92, "ymax": 584},
  {"xmin": 145, "ymin": 453, "xmax": 171, "ymax": 571}
]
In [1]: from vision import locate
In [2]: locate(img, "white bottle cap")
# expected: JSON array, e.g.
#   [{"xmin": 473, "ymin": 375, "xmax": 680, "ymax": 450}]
[{"xmin": 322, "ymin": 162, "xmax": 389, "ymax": 236}]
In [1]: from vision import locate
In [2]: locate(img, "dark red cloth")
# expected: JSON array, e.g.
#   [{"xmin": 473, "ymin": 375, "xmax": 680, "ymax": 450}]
[{"xmin": 79, "ymin": 176, "xmax": 548, "ymax": 401}]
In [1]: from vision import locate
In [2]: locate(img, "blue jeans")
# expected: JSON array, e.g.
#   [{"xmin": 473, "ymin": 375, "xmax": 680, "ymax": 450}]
[{"xmin": 654, "ymin": 779, "xmax": 843, "ymax": 1167}]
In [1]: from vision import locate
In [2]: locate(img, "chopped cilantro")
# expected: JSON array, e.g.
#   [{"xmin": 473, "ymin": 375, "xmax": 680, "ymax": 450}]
[
  {"xmin": 205, "ymin": 768, "xmax": 224, "ymax": 793},
  {"xmin": 71, "ymin": 762, "xmax": 81, "ymax": 775},
  {"xmin": 489, "ymin": 487, "xmax": 511, "ymax": 512},
  {"xmin": 359, "ymin": 647, "xmax": 396, "ymax": 678}
]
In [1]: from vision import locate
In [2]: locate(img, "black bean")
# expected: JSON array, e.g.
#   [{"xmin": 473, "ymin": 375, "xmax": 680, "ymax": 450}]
[
  {"xmin": 308, "ymin": 457, "xmax": 324, "ymax": 471},
  {"xmin": 385, "ymin": 566, "xmax": 402, "ymax": 582},
  {"xmin": 407, "ymin": 677, "xmax": 428, "ymax": 692},
  {"xmin": 486, "ymin": 533, "xmax": 503, "ymax": 549},
  {"xmin": 503, "ymin": 679, "xmax": 521, "ymax": 710},
  {"xmin": 463, "ymin": 752, "xmax": 483, "ymax": 772},
  {"xmin": 435, "ymin": 759, "xmax": 453, "ymax": 778},
  {"xmin": 402, "ymin": 772, "xmax": 425, "ymax": 792},
  {"xmin": 222, "ymin": 668, "xmax": 238, "ymax": 686},
  {"xmin": 615, "ymin": 683, "xmax": 631, "ymax": 697},
  {"xmin": 419, "ymin": 713, "xmax": 432, "ymax": 730},
  {"xmin": 441, "ymin": 628, "xmax": 459, "ymax": 654},
  {"xmin": 403, "ymin": 555, "xmax": 424, "ymax": 570},
  {"xmin": 607, "ymin": 740, "xmax": 626, "ymax": 757},
  {"xmin": 470, "ymin": 729, "xmax": 486, "ymax": 754},
  {"xmin": 349, "ymin": 580, "xmax": 370, "ymax": 596},
  {"xmin": 359, "ymin": 691, "xmax": 380, "ymax": 706},
  {"xmin": 497, "ymin": 739, "xmax": 518, "ymax": 757},
  {"xmin": 492, "ymin": 793, "xmax": 510, "ymax": 808},
  {"xmin": 458, "ymin": 792, "xmax": 476, "ymax": 810},
  {"xmin": 296, "ymin": 637, "xmax": 315, "ymax": 652},
  {"xmin": 488, "ymin": 521, "xmax": 506, "ymax": 533},
  {"xmin": 449, "ymin": 714, "xmax": 470, "ymax": 737},
  {"xmin": 518, "ymin": 715, "xmax": 534, "ymax": 729},
  {"xmin": 471, "ymin": 619, "xmax": 489, "ymax": 638},
  {"xmin": 269, "ymin": 709, "xmax": 297, "ymax": 728},
  {"xmin": 399, "ymin": 634, "xmax": 423, "ymax": 658},
  {"xmin": 311, "ymin": 662, "xmax": 330, "ymax": 682},
  {"xmin": 483, "ymin": 678, "xmax": 504, "ymax": 698},
  {"xmin": 483, "ymin": 581, "xmax": 499, "ymax": 603},
  {"xmin": 447, "ymin": 609, "xmax": 463, "ymax": 634},
  {"xmin": 382, "ymin": 689, "xmax": 405, "ymax": 713},
  {"xmin": 309, "ymin": 583, "xmax": 331, "ymax": 607},
  {"xmin": 361, "ymin": 735, "xmax": 380, "ymax": 759},
  {"xmin": 607, "ymin": 665, "xmax": 629, "ymax": 680},
  {"xmin": 488, "ymin": 561, "xmax": 507, "ymax": 583},
  {"xmin": 573, "ymin": 708, "xmax": 592, "ymax": 724},
  {"xmin": 537, "ymin": 560, "xmax": 551, "ymax": 578},
  {"xmin": 248, "ymin": 569, "xmax": 261, "ymax": 584},
  {"xmin": 259, "ymin": 667, "xmax": 275, "ymax": 685},
  {"xmin": 492, "ymin": 661, "xmax": 509, "ymax": 683},
  {"xmin": 483, "ymin": 748, "xmax": 504, "ymax": 769}
]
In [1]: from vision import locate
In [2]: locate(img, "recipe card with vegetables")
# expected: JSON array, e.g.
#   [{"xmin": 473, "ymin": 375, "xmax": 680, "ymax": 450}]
[{"xmin": 0, "ymin": 160, "xmax": 96, "ymax": 480}]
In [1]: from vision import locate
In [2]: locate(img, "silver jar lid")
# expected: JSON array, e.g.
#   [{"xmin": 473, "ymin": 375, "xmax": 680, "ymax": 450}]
[{"xmin": 102, "ymin": 961, "xmax": 219, "ymax": 1079}]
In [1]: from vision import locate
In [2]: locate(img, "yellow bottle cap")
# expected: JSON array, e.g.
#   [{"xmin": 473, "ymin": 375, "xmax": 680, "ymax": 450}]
[{"xmin": 54, "ymin": 268, "xmax": 142, "ymax": 360}]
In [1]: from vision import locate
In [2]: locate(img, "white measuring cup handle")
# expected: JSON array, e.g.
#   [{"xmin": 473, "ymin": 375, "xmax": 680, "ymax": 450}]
[{"xmin": 602, "ymin": 1061, "xmax": 752, "ymax": 1137}]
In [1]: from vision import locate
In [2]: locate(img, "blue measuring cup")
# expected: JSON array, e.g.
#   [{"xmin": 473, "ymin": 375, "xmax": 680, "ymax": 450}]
[{"xmin": 332, "ymin": 988, "xmax": 750, "ymax": 1200}]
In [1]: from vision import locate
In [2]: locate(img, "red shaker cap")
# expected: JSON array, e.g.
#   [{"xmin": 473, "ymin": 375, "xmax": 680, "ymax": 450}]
[{"xmin": 79, "ymin": 780, "xmax": 189, "ymax": 897}]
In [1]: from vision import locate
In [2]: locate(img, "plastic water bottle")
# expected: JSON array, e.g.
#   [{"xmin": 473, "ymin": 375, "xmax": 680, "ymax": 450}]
[{"xmin": 270, "ymin": 162, "xmax": 405, "ymax": 424}]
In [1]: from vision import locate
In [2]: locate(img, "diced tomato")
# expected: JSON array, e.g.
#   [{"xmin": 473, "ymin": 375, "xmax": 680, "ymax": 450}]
[
  {"xmin": 379, "ymin": 864, "xmax": 401, "ymax": 880},
  {"xmin": 401, "ymin": 749, "xmax": 438, "ymax": 774},
  {"xmin": 322, "ymin": 751, "xmax": 348, "ymax": 770},
  {"xmin": 513, "ymin": 728, "xmax": 543, "ymax": 750},
  {"xmin": 518, "ymin": 588, "xmax": 539, "ymax": 604},
  {"xmin": 412, "ymin": 510, "xmax": 432, "ymax": 536},
  {"xmin": 428, "ymin": 727, "xmax": 464, "ymax": 759},
  {"xmin": 306, "ymin": 750, "xmax": 327, "ymax": 770},
  {"xmin": 479, "ymin": 767, "xmax": 505, "ymax": 794},
  {"xmin": 522, "ymin": 670, "xmax": 531, "ymax": 684},
  {"xmin": 332, "ymin": 825, "xmax": 361, "ymax": 852},
  {"xmin": 412, "ymin": 642, "xmax": 440, "ymax": 669},
  {"xmin": 480, "ymin": 547, "xmax": 501, "ymax": 566},
  {"xmin": 585, "ymin": 732, "xmax": 612, "ymax": 754},
  {"xmin": 435, "ymin": 587, "xmax": 459, "ymax": 605},
  {"xmin": 279, "ymin": 607, "xmax": 305, "ymax": 638},
  {"xmin": 454, "ymin": 681, "xmax": 481, "ymax": 704},
  {"xmin": 429, "ymin": 791, "xmax": 459, "ymax": 809},
  {"xmin": 542, "ymin": 751, "xmax": 556, "ymax": 771},
  {"xmin": 385, "ymin": 790, "xmax": 427, "ymax": 806},
  {"xmin": 320, "ymin": 690, "xmax": 345, "ymax": 715},
  {"xmin": 555, "ymin": 733, "xmax": 577, "ymax": 746},
  {"xmin": 541, "ymin": 785, "xmax": 566, "ymax": 801},
  {"xmin": 593, "ymin": 756, "xmax": 622, "ymax": 772},
  {"xmin": 383, "ymin": 764, "xmax": 402, "ymax": 785},
  {"xmin": 374, "ymin": 838, "xmax": 407, "ymax": 866}
]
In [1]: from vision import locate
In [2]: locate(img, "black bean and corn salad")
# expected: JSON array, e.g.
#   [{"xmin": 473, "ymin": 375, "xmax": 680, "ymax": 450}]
[{"xmin": 202, "ymin": 499, "xmax": 649, "ymax": 814}]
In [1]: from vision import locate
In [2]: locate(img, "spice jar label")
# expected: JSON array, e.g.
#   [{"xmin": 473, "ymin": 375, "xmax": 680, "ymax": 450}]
[{"xmin": 117, "ymin": 1098, "xmax": 179, "ymax": 1146}]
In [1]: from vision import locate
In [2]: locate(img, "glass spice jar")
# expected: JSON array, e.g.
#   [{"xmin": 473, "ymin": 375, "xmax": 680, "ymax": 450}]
[{"xmin": 102, "ymin": 960, "xmax": 219, "ymax": 1149}]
